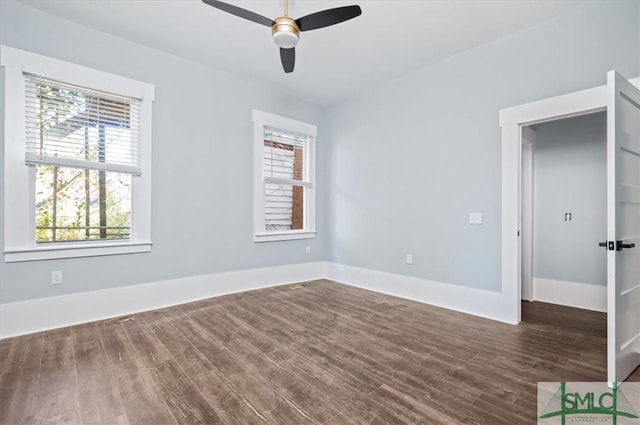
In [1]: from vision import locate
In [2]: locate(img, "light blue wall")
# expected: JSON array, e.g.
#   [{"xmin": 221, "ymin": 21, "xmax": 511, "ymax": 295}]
[
  {"xmin": 1, "ymin": 0, "xmax": 639, "ymax": 304},
  {"xmin": 326, "ymin": 0, "xmax": 639, "ymax": 292},
  {"xmin": 0, "ymin": 1, "xmax": 329, "ymax": 303},
  {"xmin": 532, "ymin": 113, "xmax": 607, "ymax": 286}
]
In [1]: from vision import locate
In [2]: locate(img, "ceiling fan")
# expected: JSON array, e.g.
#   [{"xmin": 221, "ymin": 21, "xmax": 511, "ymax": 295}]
[{"xmin": 202, "ymin": 0, "xmax": 362, "ymax": 73}]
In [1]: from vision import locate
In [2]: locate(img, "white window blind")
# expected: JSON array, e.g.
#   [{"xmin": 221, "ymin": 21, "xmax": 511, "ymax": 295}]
[
  {"xmin": 263, "ymin": 126, "xmax": 312, "ymax": 188},
  {"xmin": 24, "ymin": 73, "xmax": 142, "ymax": 175}
]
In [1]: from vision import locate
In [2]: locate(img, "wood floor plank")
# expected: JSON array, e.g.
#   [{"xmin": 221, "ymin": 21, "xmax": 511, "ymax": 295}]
[
  {"xmin": 296, "ymin": 335, "xmax": 429, "ymax": 400},
  {"xmin": 209, "ymin": 311, "xmax": 296, "ymax": 363},
  {"xmin": 98, "ymin": 322, "xmax": 177, "ymax": 425},
  {"xmin": 33, "ymin": 328, "xmax": 79, "ymax": 424},
  {"xmin": 269, "ymin": 288, "xmax": 477, "ymax": 361},
  {"xmin": 191, "ymin": 371, "xmax": 271, "ymax": 425},
  {"xmin": 224, "ymin": 337, "xmax": 342, "ymax": 424},
  {"xmin": 419, "ymin": 385, "xmax": 516, "ymax": 425},
  {"xmin": 0, "ymin": 333, "xmax": 44, "ymax": 425},
  {"xmin": 367, "ymin": 383, "xmax": 462, "ymax": 425},
  {"xmin": 121, "ymin": 318, "xmax": 172, "ymax": 367},
  {"xmin": 292, "ymin": 343, "xmax": 383, "ymax": 395},
  {"xmin": 187, "ymin": 309, "xmax": 343, "ymax": 423},
  {"xmin": 149, "ymin": 359, "xmax": 224, "ymax": 425},
  {"xmin": 73, "ymin": 323, "xmax": 130, "ymax": 425},
  {"xmin": 0, "ymin": 340, "xmax": 13, "ymax": 377},
  {"xmin": 171, "ymin": 318, "xmax": 245, "ymax": 378},
  {"xmin": 97, "ymin": 322, "xmax": 146, "ymax": 379},
  {"xmin": 322, "ymin": 412, "xmax": 363, "ymax": 425},
  {"xmin": 226, "ymin": 300, "xmax": 432, "ymax": 400},
  {"xmin": 142, "ymin": 315, "xmax": 216, "ymax": 378},
  {"xmin": 472, "ymin": 392, "xmax": 532, "ymax": 425},
  {"xmin": 279, "ymin": 354, "xmax": 361, "ymax": 409},
  {"xmin": 142, "ymin": 314, "xmax": 268, "ymax": 425},
  {"xmin": 340, "ymin": 392, "xmax": 416, "ymax": 425},
  {"xmin": 114, "ymin": 367, "xmax": 178, "ymax": 425},
  {"xmin": 224, "ymin": 370, "xmax": 317, "ymax": 425},
  {"xmin": 0, "ymin": 280, "xmax": 615, "ymax": 425},
  {"xmin": 224, "ymin": 302, "xmax": 307, "ymax": 344},
  {"xmin": 232, "ymin": 294, "xmax": 478, "ymax": 398}
]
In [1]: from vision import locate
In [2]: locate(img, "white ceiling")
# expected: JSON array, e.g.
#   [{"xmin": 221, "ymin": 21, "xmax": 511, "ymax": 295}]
[{"xmin": 18, "ymin": 0, "xmax": 587, "ymax": 105}]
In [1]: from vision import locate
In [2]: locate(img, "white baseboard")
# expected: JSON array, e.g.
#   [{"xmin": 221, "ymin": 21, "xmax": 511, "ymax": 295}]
[
  {"xmin": 0, "ymin": 262, "xmax": 329, "ymax": 339},
  {"xmin": 533, "ymin": 277, "xmax": 606, "ymax": 312},
  {"xmin": 326, "ymin": 263, "xmax": 511, "ymax": 323},
  {"xmin": 1, "ymin": 261, "xmax": 523, "ymax": 339}
]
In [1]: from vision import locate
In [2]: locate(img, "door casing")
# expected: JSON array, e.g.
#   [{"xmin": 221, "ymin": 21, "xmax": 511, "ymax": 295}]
[
  {"xmin": 499, "ymin": 76, "xmax": 640, "ymax": 325},
  {"xmin": 521, "ymin": 129, "xmax": 534, "ymax": 302}
]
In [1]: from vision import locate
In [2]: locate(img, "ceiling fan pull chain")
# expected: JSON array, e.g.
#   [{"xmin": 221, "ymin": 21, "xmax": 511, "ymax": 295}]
[{"xmin": 284, "ymin": 0, "xmax": 288, "ymax": 17}]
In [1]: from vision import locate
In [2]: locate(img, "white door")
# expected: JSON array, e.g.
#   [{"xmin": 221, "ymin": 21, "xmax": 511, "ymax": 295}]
[{"xmin": 607, "ymin": 70, "xmax": 640, "ymax": 384}]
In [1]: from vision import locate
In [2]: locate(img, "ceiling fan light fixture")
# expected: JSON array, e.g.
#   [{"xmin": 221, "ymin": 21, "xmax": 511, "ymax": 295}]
[
  {"xmin": 272, "ymin": 17, "xmax": 300, "ymax": 49},
  {"xmin": 201, "ymin": 1, "xmax": 362, "ymax": 73}
]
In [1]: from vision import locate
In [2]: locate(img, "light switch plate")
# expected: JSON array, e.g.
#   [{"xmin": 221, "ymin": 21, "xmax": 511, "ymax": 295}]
[{"xmin": 469, "ymin": 212, "xmax": 482, "ymax": 225}]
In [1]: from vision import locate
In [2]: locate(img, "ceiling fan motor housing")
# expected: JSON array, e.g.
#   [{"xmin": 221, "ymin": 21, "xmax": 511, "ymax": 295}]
[
  {"xmin": 201, "ymin": 0, "xmax": 362, "ymax": 73},
  {"xmin": 272, "ymin": 17, "xmax": 300, "ymax": 49}
]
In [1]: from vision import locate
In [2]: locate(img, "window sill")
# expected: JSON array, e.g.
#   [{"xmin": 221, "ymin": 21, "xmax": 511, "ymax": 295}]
[
  {"xmin": 254, "ymin": 231, "xmax": 316, "ymax": 243},
  {"xmin": 4, "ymin": 241, "xmax": 152, "ymax": 263}
]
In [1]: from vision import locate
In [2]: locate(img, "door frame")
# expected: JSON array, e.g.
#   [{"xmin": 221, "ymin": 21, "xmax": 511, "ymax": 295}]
[
  {"xmin": 499, "ymin": 76, "xmax": 640, "ymax": 324},
  {"xmin": 521, "ymin": 128, "xmax": 535, "ymax": 302}
]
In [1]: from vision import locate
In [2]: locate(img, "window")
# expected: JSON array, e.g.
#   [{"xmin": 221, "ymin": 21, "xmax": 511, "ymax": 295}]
[
  {"xmin": 1, "ymin": 46, "xmax": 155, "ymax": 262},
  {"xmin": 253, "ymin": 110, "xmax": 316, "ymax": 242}
]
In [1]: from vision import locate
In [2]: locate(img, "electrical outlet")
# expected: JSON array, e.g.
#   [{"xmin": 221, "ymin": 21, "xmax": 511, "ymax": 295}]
[
  {"xmin": 406, "ymin": 254, "xmax": 413, "ymax": 265},
  {"xmin": 305, "ymin": 246, "xmax": 311, "ymax": 254},
  {"xmin": 51, "ymin": 270, "xmax": 63, "ymax": 285}
]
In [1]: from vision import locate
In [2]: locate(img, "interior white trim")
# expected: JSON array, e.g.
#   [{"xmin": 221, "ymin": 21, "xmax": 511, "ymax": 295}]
[
  {"xmin": 4, "ymin": 241, "xmax": 152, "ymax": 263},
  {"xmin": 326, "ymin": 263, "xmax": 513, "ymax": 324},
  {"xmin": 252, "ymin": 109, "xmax": 317, "ymax": 243},
  {"xmin": 521, "ymin": 127, "xmax": 535, "ymax": 302},
  {"xmin": 533, "ymin": 278, "xmax": 606, "ymax": 312},
  {"xmin": 1, "ymin": 45, "xmax": 155, "ymax": 262},
  {"xmin": 253, "ymin": 231, "xmax": 317, "ymax": 242},
  {"xmin": 0, "ymin": 262, "xmax": 329, "ymax": 338},
  {"xmin": 1, "ymin": 261, "xmax": 523, "ymax": 339},
  {"xmin": 499, "ymin": 76, "xmax": 640, "ymax": 324},
  {"xmin": 7, "ymin": 261, "xmax": 609, "ymax": 340}
]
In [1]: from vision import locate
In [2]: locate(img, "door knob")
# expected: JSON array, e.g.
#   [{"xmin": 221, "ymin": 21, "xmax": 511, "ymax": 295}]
[
  {"xmin": 616, "ymin": 241, "xmax": 636, "ymax": 251},
  {"xmin": 598, "ymin": 241, "xmax": 615, "ymax": 250}
]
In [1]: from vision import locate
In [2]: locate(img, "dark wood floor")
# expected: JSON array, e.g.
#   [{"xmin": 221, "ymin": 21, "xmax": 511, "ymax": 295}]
[{"xmin": 0, "ymin": 280, "xmax": 638, "ymax": 425}]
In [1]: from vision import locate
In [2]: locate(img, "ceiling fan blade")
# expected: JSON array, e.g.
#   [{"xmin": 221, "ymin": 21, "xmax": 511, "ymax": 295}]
[
  {"xmin": 295, "ymin": 5, "xmax": 361, "ymax": 32},
  {"xmin": 280, "ymin": 48, "xmax": 295, "ymax": 73},
  {"xmin": 202, "ymin": 0, "xmax": 274, "ymax": 27}
]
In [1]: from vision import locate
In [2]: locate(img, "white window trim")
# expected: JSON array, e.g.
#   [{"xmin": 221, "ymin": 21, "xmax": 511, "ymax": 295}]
[
  {"xmin": 252, "ymin": 110, "xmax": 317, "ymax": 242},
  {"xmin": 1, "ymin": 45, "xmax": 155, "ymax": 262}
]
